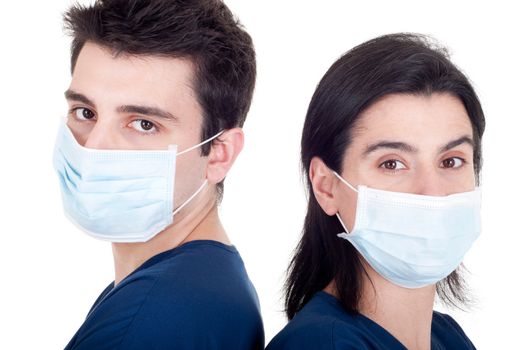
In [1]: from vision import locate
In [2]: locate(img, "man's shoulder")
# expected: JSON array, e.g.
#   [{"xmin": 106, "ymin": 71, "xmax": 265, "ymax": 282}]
[
  {"xmin": 133, "ymin": 239, "xmax": 256, "ymax": 302},
  {"xmin": 117, "ymin": 240, "xmax": 263, "ymax": 348},
  {"xmin": 68, "ymin": 240, "xmax": 263, "ymax": 349},
  {"xmin": 114, "ymin": 239, "xmax": 260, "ymax": 323}
]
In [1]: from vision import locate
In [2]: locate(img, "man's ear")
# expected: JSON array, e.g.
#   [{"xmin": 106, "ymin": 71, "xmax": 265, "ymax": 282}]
[
  {"xmin": 310, "ymin": 157, "xmax": 339, "ymax": 216},
  {"xmin": 206, "ymin": 128, "xmax": 244, "ymax": 184}
]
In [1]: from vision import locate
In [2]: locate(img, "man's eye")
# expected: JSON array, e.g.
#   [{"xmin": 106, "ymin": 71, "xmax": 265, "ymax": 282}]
[
  {"xmin": 379, "ymin": 159, "xmax": 406, "ymax": 170},
  {"xmin": 74, "ymin": 107, "xmax": 95, "ymax": 120},
  {"xmin": 441, "ymin": 157, "xmax": 464, "ymax": 169},
  {"xmin": 130, "ymin": 119, "xmax": 157, "ymax": 133}
]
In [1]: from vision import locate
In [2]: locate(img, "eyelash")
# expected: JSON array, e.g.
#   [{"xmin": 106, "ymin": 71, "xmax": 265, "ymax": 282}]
[
  {"xmin": 69, "ymin": 107, "xmax": 95, "ymax": 121},
  {"xmin": 440, "ymin": 157, "xmax": 466, "ymax": 169},
  {"xmin": 379, "ymin": 159, "xmax": 407, "ymax": 173},
  {"xmin": 68, "ymin": 107, "xmax": 160, "ymax": 135},
  {"xmin": 129, "ymin": 119, "xmax": 159, "ymax": 135},
  {"xmin": 378, "ymin": 157, "xmax": 467, "ymax": 173}
]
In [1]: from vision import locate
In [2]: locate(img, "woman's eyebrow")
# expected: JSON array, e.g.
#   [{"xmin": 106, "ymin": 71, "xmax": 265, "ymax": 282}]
[
  {"xmin": 362, "ymin": 141, "xmax": 417, "ymax": 157},
  {"xmin": 439, "ymin": 135, "xmax": 474, "ymax": 152},
  {"xmin": 362, "ymin": 135, "xmax": 474, "ymax": 158}
]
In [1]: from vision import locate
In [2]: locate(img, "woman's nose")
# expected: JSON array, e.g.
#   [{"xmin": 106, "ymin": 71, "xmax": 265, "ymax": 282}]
[{"xmin": 412, "ymin": 168, "xmax": 448, "ymax": 196}]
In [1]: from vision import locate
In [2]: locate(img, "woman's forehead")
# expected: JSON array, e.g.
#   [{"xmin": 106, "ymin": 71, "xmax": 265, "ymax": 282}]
[{"xmin": 349, "ymin": 93, "xmax": 473, "ymax": 150}]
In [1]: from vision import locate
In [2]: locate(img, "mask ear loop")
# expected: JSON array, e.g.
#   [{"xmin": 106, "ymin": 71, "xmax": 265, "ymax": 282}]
[
  {"xmin": 172, "ymin": 180, "xmax": 208, "ymax": 216},
  {"xmin": 170, "ymin": 130, "xmax": 224, "ymax": 215},
  {"xmin": 332, "ymin": 171, "xmax": 359, "ymax": 192},
  {"xmin": 335, "ymin": 213, "xmax": 350, "ymax": 234},
  {"xmin": 332, "ymin": 170, "xmax": 359, "ymax": 235},
  {"xmin": 175, "ymin": 130, "xmax": 224, "ymax": 156}
]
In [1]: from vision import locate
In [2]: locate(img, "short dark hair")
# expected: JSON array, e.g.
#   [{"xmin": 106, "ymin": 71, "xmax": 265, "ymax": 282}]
[
  {"xmin": 285, "ymin": 33, "xmax": 485, "ymax": 320},
  {"xmin": 63, "ymin": 0, "xmax": 256, "ymax": 198}
]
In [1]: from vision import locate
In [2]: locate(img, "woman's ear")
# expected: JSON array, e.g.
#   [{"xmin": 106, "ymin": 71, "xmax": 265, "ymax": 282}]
[
  {"xmin": 309, "ymin": 157, "xmax": 339, "ymax": 216},
  {"xmin": 205, "ymin": 128, "xmax": 244, "ymax": 184}
]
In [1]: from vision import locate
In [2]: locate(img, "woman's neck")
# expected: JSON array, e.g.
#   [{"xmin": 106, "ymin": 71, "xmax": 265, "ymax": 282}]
[{"xmin": 326, "ymin": 263, "xmax": 436, "ymax": 350}]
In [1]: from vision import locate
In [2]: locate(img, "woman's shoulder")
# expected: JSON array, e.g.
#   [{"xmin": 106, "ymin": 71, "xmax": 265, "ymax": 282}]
[
  {"xmin": 265, "ymin": 313, "xmax": 338, "ymax": 350},
  {"xmin": 266, "ymin": 292, "xmax": 401, "ymax": 350},
  {"xmin": 431, "ymin": 311, "xmax": 476, "ymax": 349},
  {"xmin": 266, "ymin": 315, "xmax": 370, "ymax": 350}
]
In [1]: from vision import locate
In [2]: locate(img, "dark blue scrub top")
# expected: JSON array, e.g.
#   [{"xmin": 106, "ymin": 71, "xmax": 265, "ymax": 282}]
[
  {"xmin": 65, "ymin": 240, "xmax": 264, "ymax": 350},
  {"xmin": 266, "ymin": 291, "xmax": 475, "ymax": 350}
]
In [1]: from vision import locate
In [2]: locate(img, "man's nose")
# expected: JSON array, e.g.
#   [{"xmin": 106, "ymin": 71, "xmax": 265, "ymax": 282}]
[{"xmin": 83, "ymin": 120, "xmax": 123, "ymax": 150}]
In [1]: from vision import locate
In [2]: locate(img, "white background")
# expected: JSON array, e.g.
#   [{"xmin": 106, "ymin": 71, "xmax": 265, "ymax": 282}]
[{"xmin": 0, "ymin": 1, "xmax": 525, "ymax": 349}]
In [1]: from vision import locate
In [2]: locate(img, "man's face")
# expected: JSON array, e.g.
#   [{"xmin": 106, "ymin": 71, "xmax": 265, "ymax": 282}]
[{"xmin": 66, "ymin": 42, "xmax": 210, "ymax": 213}]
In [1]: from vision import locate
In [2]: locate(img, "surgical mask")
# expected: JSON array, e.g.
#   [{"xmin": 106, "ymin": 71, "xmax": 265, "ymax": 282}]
[
  {"xmin": 52, "ymin": 122, "xmax": 222, "ymax": 243},
  {"xmin": 333, "ymin": 171, "xmax": 481, "ymax": 289}
]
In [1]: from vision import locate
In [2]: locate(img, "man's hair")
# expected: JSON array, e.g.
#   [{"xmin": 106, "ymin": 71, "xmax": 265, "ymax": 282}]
[{"xmin": 63, "ymin": 0, "xmax": 256, "ymax": 198}]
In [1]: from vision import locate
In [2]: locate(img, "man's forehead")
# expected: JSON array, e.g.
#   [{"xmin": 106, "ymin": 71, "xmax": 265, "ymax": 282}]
[
  {"xmin": 70, "ymin": 42, "xmax": 202, "ymax": 117},
  {"xmin": 73, "ymin": 42, "xmax": 196, "ymax": 89}
]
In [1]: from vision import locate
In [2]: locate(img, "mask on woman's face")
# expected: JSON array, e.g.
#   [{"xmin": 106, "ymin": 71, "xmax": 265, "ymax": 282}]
[{"xmin": 333, "ymin": 171, "xmax": 481, "ymax": 289}]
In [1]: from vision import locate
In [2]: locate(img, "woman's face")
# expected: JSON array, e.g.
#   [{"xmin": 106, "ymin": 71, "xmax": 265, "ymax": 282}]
[{"xmin": 321, "ymin": 93, "xmax": 476, "ymax": 230}]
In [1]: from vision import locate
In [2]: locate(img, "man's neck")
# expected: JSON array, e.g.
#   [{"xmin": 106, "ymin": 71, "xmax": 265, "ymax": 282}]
[{"xmin": 111, "ymin": 199, "xmax": 228, "ymax": 286}]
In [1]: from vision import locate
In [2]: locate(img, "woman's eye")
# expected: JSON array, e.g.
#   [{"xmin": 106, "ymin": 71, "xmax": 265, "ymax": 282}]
[
  {"xmin": 73, "ymin": 107, "xmax": 95, "ymax": 120},
  {"xmin": 379, "ymin": 159, "xmax": 406, "ymax": 171},
  {"xmin": 441, "ymin": 157, "xmax": 464, "ymax": 169},
  {"xmin": 130, "ymin": 119, "xmax": 158, "ymax": 133}
]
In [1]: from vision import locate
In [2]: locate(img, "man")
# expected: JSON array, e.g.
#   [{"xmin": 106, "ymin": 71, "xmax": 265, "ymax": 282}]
[{"xmin": 53, "ymin": 0, "xmax": 263, "ymax": 348}]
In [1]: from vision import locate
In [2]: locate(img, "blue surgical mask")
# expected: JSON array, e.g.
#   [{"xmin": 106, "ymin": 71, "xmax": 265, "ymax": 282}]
[
  {"xmin": 333, "ymin": 171, "xmax": 481, "ymax": 289},
  {"xmin": 52, "ymin": 122, "xmax": 222, "ymax": 243}
]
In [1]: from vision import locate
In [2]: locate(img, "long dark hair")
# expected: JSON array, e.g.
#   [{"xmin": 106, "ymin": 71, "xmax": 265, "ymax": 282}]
[{"xmin": 285, "ymin": 33, "xmax": 485, "ymax": 320}]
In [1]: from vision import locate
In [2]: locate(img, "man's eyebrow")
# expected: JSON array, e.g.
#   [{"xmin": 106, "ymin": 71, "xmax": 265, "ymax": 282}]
[
  {"xmin": 64, "ymin": 89, "xmax": 95, "ymax": 107},
  {"xmin": 439, "ymin": 135, "xmax": 474, "ymax": 153},
  {"xmin": 362, "ymin": 141, "xmax": 418, "ymax": 157},
  {"xmin": 117, "ymin": 105, "xmax": 178, "ymax": 122},
  {"xmin": 65, "ymin": 90, "xmax": 177, "ymax": 122}
]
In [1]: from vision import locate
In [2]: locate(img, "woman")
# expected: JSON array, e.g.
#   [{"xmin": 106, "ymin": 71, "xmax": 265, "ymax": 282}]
[{"xmin": 266, "ymin": 33, "xmax": 484, "ymax": 349}]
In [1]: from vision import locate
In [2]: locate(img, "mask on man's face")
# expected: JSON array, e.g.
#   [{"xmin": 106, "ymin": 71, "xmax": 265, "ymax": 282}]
[
  {"xmin": 52, "ymin": 121, "xmax": 222, "ymax": 243},
  {"xmin": 332, "ymin": 171, "xmax": 481, "ymax": 289}
]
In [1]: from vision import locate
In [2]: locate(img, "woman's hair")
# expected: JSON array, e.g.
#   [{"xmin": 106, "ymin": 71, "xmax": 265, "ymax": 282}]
[{"xmin": 285, "ymin": 33, "xmax": 485, "ymax": 320}]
